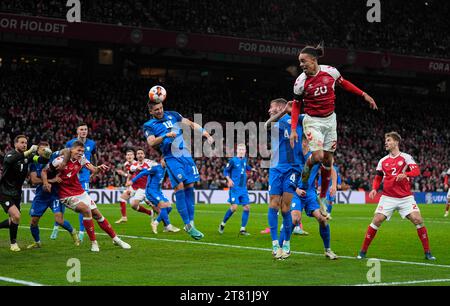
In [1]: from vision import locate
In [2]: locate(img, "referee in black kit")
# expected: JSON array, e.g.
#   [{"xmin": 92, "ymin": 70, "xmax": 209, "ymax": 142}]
[{"xmin": 0, "ymin": 135, "xmax": 51, "ymax": 251}]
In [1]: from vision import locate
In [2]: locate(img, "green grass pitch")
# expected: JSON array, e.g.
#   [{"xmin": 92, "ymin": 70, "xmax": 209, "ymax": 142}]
[{"xmin": 1, "ymin": 203, "xmax": 450, "ymax": 286}]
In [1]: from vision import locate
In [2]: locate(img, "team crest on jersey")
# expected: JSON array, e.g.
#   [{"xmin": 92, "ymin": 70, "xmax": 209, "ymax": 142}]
[
  {"xmin": 308, "ymin": 84, "xmax": 313, "ymax": 89},
  {"xmin": 168, "ymin": 116, "xmax": 173, "ymax": 120},
  {"xmin": 398, "ymin": 161, "xmax": 404, "ymax": 166},
  {"xmin": 86, "ymin": 146, "xmax": 90, "ymax": 151},
  {"xmin": 177, "ymin": 174, "xmax": 183, "ymax": 179},
  {"xmin": 287, "ymin": 119, "xmax": 291, "ymax": 124},
  {"xmin": 322, "ymin": 77, "xmax": 329, "ymax": 84}
]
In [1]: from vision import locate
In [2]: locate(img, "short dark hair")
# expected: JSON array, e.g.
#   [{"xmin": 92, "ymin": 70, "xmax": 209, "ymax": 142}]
[
  {"xmin": 300, "ymin": 42, "xmax": 324, "ymax": 59},
  {"xmin": 147, "ymin": 100, "xmax": 162, "ymax": 111},
  {"xmin": 77, "ymin": 122, "xmax": 88, "ymax": 128},
  {"xmin": 135, "ymin": 147, "xmax": 145, "ymax": 154},
  {"xmin": 14, "ymin": 135, "xmax": 27, "ymax": 143},
  {"xmin": 270, "ymin": 98, "xmax": 287, "ymax": 105},
  {"xmin": 385, "ymin": 131, "xmax": 402, "ymax": 142},
  {"xmin": 126, "ymin": 149, "xmax": 135, "ymax": 155},
  {"xmin": 72, "ymin": 140, "xmax": 85, "ymax": 148},
  {"xmin": 38, "ymin": 141, "xmax": 50, "ymax": 147}
]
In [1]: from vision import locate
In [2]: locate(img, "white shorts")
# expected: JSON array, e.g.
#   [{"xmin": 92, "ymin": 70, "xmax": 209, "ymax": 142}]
[
  {"xmin": 130, "ymin": 188, "xmax": 146, "ymax": 203},
  {"xmin": 61, "ymin": 192, "xmax": 97, "ymax": 211},
  {"xmin": 303, "ymin": 112, "xmax": 337, "ymax": 152},
  {"xmin": 375, "ymin": 195, "xmax": 420, "ymax": 221}
]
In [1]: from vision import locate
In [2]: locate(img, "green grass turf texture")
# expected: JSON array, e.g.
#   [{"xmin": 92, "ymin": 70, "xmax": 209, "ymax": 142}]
[{"xmin": 1, "ymin": 203, "xmax": 450, "ymax": 286}]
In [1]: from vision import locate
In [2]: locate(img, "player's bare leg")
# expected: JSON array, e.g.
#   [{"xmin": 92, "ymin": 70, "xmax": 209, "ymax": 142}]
[
  {"xmin": 357, "ymin": 213, "xmax": 386, "ymax": 259},
  {"xmin": 91, "ymin": 208, "xmax": 130, "ymax": 250},
  {"xmin": 311, "ymin": 209, "xmax": 337, "ymax": 259},
  {"xmin": 406, "ymin": 212, "xmax": 435, "ymax": 260},
  {"xmin": 116, "ymin": 190, "xmax": 130, "ymax": 224},
  {"xmin": 268, "ymin": 195, "xmax": 282, "ymax": 258}
]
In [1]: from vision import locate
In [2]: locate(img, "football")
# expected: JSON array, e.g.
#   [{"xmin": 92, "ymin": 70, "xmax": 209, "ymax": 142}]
[{"xmin": 148, "ymin": 85, "xmax": 167, "ymax": 103}]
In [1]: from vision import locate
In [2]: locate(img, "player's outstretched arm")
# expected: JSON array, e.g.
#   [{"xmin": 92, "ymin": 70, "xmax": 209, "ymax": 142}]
[
  {"xmin": 337, "ymin": 77, "xmax": 378, "ymax": 110},
  {"xmin": 86, "ymin": 163, "xmax": 109, "ymax": 175},
  {"xmin": 264, "ymin": 101, "xmax": 293, "ymax": 129},
  {"xmin": 131, "ymin": 169, "xmax": 150, "ymax": 183},
  {"xmin": 181, "ymin": 118, "xmax": 214, "ymax": 144}
]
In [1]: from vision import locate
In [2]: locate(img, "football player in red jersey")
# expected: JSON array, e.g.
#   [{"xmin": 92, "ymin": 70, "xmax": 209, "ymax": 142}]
[
  {"xmin": 115, "ymin": 149, "xmax": 136, "ymax": 224},
  {"xmin": 289, "ymin": 43, "xmax": 378, "ymax": 218},
  {"xmin": 444, "ymin": 168, "xmax": 450, "ymax": 217},
  {"xmin": 357, "ymin": 132, "xmax": 435, "ymax": 260},
  {"xmin": 125, "ymin": 148, "xmax": 155, "ymax": 217},
  {"xmin": 42, "ymin": 140, "xmax": 131, "ymax": 252}
]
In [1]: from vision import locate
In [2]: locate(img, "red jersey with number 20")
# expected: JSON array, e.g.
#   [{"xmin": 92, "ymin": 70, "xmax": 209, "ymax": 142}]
[
  {"xmin": 376, "ymin": 152, "xmax": 418, "ymax": 198},
  {"xmin": 293, "ymin": 65, "xmax": 342, "ymax": 117},
  {"xmin": 52, "ymin": 156, "xmax": 91, "ymax": 199}
]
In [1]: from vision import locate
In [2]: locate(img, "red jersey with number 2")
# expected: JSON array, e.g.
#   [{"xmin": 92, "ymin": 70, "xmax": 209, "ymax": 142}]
[{"xmin": 376, "ymin": 152, "xmax": 418, "ymax": 198}]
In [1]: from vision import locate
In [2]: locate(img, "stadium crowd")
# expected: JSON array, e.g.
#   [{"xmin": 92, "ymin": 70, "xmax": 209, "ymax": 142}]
[
  {"xmin": 0, "ymin": 63, "xmax": 449, "ymax": 192},
  {"xmin": 1, "ymin": 0, "xmax": 448, "ymax": 58}
]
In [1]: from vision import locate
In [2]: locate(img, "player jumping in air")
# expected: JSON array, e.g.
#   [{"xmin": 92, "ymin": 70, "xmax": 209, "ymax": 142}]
[
  {"xmin": 115, "ymin": 149, "xmax": 136, "ymax": 224},
  {"xmin": 129, "ymin": 158, "xmax": 180, "ymax": 234},
  {"xmin": 289, "ymin": 43, "xmax": 378, "ymax": 218},
  {"xmin": 27, "ymin": 142, "xmax": 80, "ymax": 249},
  {"xmin": 144, "ymin": 98, "xmax": 214, "ymax": 240},
  {"xmin": 219, "ymin": 144, "xmax": 255, "ymax": 236},
  {"xmin": 43, "ymin": 140, "xmax": 131, "ymax": 252},
  {"xmin": 357, "ymin": 132, "xmax": 435, "ymax": 260}
]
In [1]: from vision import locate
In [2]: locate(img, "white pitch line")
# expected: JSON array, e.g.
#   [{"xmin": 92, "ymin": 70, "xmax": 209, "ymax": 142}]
[
  {"xmin": 21, "ymin": 226, "xmax": 450, "ymax": 270},
  {"xmin": 0, "ymin": 276, "xmax": 45, "ymax": 286},
  {"xmin": 351, "ymin": 278, "xmax": 450, "ymax": 286}
]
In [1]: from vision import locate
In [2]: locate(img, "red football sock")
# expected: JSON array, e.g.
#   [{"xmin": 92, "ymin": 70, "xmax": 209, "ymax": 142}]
[
  {"xmin": 97, "ymin": 217, "xmax": 117, "ymax": 239},
  {"xmin": 137, "ymin": 205, "xmax": 152, "ymax": 216},
  {"xmin": 361, "ymin": 224, "xmax": 378, "ymax": 252},
  {"xmin": 83, "ymin": 218, "xmax": 97, "ymax": 241},
  {"xmin": 319, "ymin": 165, "xmax": 331, "ymax": 198},
  {"xmin": 417, "ymin": 226, "xmax": 430, "ymax": 253},
  {"xmin": 120, "ymin": 201, "xmax": 127, "ymax": 217}
]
